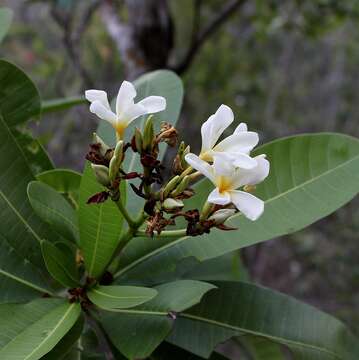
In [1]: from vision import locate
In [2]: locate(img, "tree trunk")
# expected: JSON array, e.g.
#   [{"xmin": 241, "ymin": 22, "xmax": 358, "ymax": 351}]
[{"xmin": 102, "ymin": 0, "xmax": 174, "ymax": 80}]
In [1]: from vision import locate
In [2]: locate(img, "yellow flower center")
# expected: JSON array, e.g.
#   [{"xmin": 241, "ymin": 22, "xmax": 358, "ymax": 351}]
[
  {"xmin": 199, "ymin": 151, "xmax": 213, "ymax": 162},
  {"xmin": 115, "ymin": 121, "xmax": 127, "ymax": 140},
  {"xmin": 217, "ymin": 176, "xmax": 232, "ymax": 193}
]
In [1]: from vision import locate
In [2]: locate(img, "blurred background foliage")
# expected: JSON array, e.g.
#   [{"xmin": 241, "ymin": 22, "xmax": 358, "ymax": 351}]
[{"xmin": 1, "ymin": 0, "xmax": 358, "ymax": 337}]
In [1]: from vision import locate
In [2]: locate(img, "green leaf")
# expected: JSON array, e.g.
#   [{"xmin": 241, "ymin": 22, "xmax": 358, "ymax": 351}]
[
  {"xmin": 0, "ymin": 8, "xmax": 13, "ymax": 43},
  {"xmin": 28, "ymin": 181, "xmax": 79, "ymax": 243},
  {"xmin": 0, "ymin": 60, "xmax": 41, "ymax": 126},
  {"xmin": 41, "ymin": 96, "xmax": 86, "ymax": 114},
  {"xmin": 41, "ymin": 240, "xmax": 80, "ymax": 288},
  {"xmin": 88, "ymin": 285, "xmax": 158, "ymax": 310},
  {"xmin": 0, "ymin": 234, "xmax": 53, "ymax": 303},
  {"xmin": 0, "ymin": 115, "xmax": 59, "ymax": 302},
  {"xmin": 115, "ymin": 133, "xmax": 359, "ymax": 282},
  {"xmin": 101, "ymin": 280, "xmax": 215, "ymax": 359},
  {"xmin": 0, "ymin": 60, "xmax": 53, "ymax": 175},
  {"xmin": 37, "ymin": 169, "xmax": 81, "ymax": 196},
  {"xmin": 78, "ymin": 162, "xmax": 126, "ymax": 279},
  {"xmin": 182, "ymin": 251, "xmax": 249, "ymax": 282},
  {"xmin": 41, "ymin": 316, "xmax": 84, "ymax": 360},
  {"xmin": 237, "ymin": 336, "xmax": 286, "ymax": 360},
  {"xmin": 167, "ymin": 281, "xmax": 359, "ymax": 359},
  {"xmin": 154, "ymin": 342, "xmax": 229, "ymax": 360},
  {"xmin": 12, "ymin": 128, "xmax": 54, "ymax": 175},
  {"xmin": 0, "ymin": 298, "xmax": 81, "ymax": 360},
  {"xmin": 37, "ymin": 169, "xmax": 81, "ymax": 207},
  {"xmin": 97, "ymin": 70, "xmax": 184, "ymax": 216}
]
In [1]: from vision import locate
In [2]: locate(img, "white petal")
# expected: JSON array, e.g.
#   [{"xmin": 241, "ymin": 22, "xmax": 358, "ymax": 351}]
[
  {"xmin": 89, "ymin": 101, "xmax": 117, "ymax": 125},
  {"xmin": 116, "ymin": 81, "xmax": 137, "ymax": 115},
  {"xmin": 208, "ymin": 188, "xmax": 231, "ymax": 205},
  {"xmin": 229, "ymin": 190, "xmax": 264, "ymax": 220},
  {"xmin": 138, "ymin": 96, "xmax": 166, "ymax": 113},
  {"xmin": 120, "ymin": 103, "xmax": 148, "ymax": 124},
  {"xmin": 201, "ymin": 104, "xmax": 234, "ymax": 153},
  {"xmin": 234, "ymin": 122, "xmax": 248, "ymax": 133},
  {"xmin": 184, "ymin": 153, "xmax": 215, "ymax": 183},
  {"xmin": 85, "ymin": 90, "xmax": 111, "ymax": 110},
  {"xmin": 214, "ymin": 131, "xmax": 259, "ymax": 154},
  {"xmin": 212, "ymin": 153, "xmax": 235, "ymax": 177},
  {"xmin": 231, "ymin": 153, "xmax": 258, "ymax": 169},
  {"xmin": 232, "ymin": 154, "xmax": 270, "ymax": 189}
]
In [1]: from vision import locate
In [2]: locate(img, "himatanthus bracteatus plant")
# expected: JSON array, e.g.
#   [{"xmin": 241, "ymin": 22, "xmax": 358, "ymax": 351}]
[
  {"xmin": 2, "ymin": 57, "xmax": 359, "ymax": 359},
  {"xmin": 86, "ymin": 85, "xmax": 269, "ymax": 238}
]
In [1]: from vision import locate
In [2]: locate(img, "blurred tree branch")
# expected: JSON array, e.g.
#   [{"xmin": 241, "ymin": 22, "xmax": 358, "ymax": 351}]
[
  {"xmin": 173, "ymin": 0, "xmax": 247, "ymax": 74},
  {"xmin": 50, "ymin": 0, "xmax": 101, "ymax": 88}
]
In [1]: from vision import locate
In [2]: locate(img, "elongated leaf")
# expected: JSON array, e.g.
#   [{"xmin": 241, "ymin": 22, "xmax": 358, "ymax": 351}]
[
  {"xmin": 78, "ymin": 162, "xmax": 126, "ymax": 278},
  {"xmin": 182, "ymin": 251, "xmax": 249, "ymax": 282},
  {"xmin": 0, "ymin": 234, "xmax": 53, "ymax": 303},
  {"xmin": 0, "ymin": 60, "xmax": 41, "ymax": 125},
  {"xmin": 0, "ymin": 115, "xmax": 59, "ymax": 301},
  {"xmin": 101, "ymin": 280, "xmax": 215, "ymax": 359},
  {"xmin": 115, "ymin": 133, "xmax": 359, "ymax": 282},
  {"xmin": 237, "ymin": 336, "xmax": 286, "ymax": 360},
  {"xmin": 88, "ymin": 285, "xmax": 157, "ymax": 310},
  {"xmin": 167, "ymin": 281, "xmax": 359, "ymax": 359},
  {"xmin": 97, "ymin": 70, "xmax": 183, "ymax": 216},
  {"xmin": 12, "ymin": 128, "xmax": 53, "ymax": 175},
  {"xmin": 37, "ymin": 168, "xmax": 81, "ymax": 197},
  {"xmin": 41, "ymin": 316, "xmax": 84, "ymax": 360},
  {"xmin": 41, "ymin": 240, "xmax": 80, "ymax": 288},
  {"xmin": 28, "ymin": 181, "xmax": 79, "ymax": 243},
  {"xmin": 0, "ymin": 8, "xmax": 13, "ymax": 43},
  {"xmin": 154, "ymin": 342, "xmax": 229, "ymax": 360},
  {"xmin": 0, "ymin": 299, "xmax": 81, "ymax": 360},
  {"xmin": 0, "ymin": 60, "xmax": 54, "ymax": 174},
  {"xmin": 41, "ymin": 96, "xmax": 86, "ymax": 114}
]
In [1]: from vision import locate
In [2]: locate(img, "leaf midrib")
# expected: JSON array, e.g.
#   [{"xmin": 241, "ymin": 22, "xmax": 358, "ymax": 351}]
[
  {"xmin": 0, "ymin": 269, "xmax": 52, "ymax": 295},
  {"xmin": 92, "ymin": 288, "xmax": 152, "ymax": 300},
  {"xmin": 179, "ymin": 313, "xmax": 342, "ymax": 360},
  {"xmin": 115, "ymin": 152, "xmax": 359, "ymax": 279},
  {"xmin": 29, "ymin": 196, "xmax": 78, "ymax": 235},
  {"xmin": 23, "ymin": 303, "xmax": 78, "ymax": 360},
  {"xmin": 0, "ymin": 190, "xmax": 42, "ymax": 243},
  {"xmin": 88, "ymin": 203, "xmax": 104, "ymax": 276}
]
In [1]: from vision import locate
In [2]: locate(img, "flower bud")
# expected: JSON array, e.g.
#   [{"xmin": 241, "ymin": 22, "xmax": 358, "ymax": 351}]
[
  {"xmin": 208, "ymin": 209, "xmax": 236, "ymax": 225},
  {"xmin": 143, "ymin": 115, "xmax": 154, "ymax": 151},
  {"xmin": 163, "ymin": 175, "xmax": 181, "ymax": 197},
  {"xmin": 162, "ymin": 198, "xmax": 184, "ymax": 212},
  {"xmin": 91, "ymin": 164, "xmax": 110, "ymax": 187},
  {"xmin": 92, "ymin": 133, "xmax": 109, "ymax": 156},
  {"xmin": 171, "ymin": 175, "xmax": 190, "ymax": 197},
  {"xmin": 109, "ymin": 141, "xmax": 124, "ymax": 182},
  {"xmin": 134, "ymin": 127, "xmax": 143, "ymax": 153},
  {"xmin": 181, "ymin": 145, "xmax": 191, "ymax": 170}
]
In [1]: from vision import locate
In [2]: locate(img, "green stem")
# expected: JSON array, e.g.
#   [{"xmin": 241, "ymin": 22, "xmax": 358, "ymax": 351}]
[
  {"xmin": 106, "ymin": 210, "xmax": 147, "ymax": 274},
  {"xmin": 135, "ymin": 228, "xmax": 187, "ymax": 238},
  {"xmin": 115, "ymin": 199, "xmax": 136, "ymax": 227}
]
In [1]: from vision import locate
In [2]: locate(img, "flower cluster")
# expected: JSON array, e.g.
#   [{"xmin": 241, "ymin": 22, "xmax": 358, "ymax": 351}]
[
  {"xmin": 85, "ymin": 81, "xmax": 269, "ymax": 237},
  {"xmin": 185, "ymin": 105, "xmax": 269, "ymax": 221}
]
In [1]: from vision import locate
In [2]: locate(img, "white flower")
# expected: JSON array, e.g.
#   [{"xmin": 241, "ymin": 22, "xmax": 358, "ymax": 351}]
[
  {"xmin": 185, "ymin": 153, "xmax": 269, "ymax": 221},
  {"xmin": 85, "ymin": 81, "xmax": 166, "ymax": 139},
  {"xmin": 199, "ymin": 104, "xmax": 259, "ymax": 169}
]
